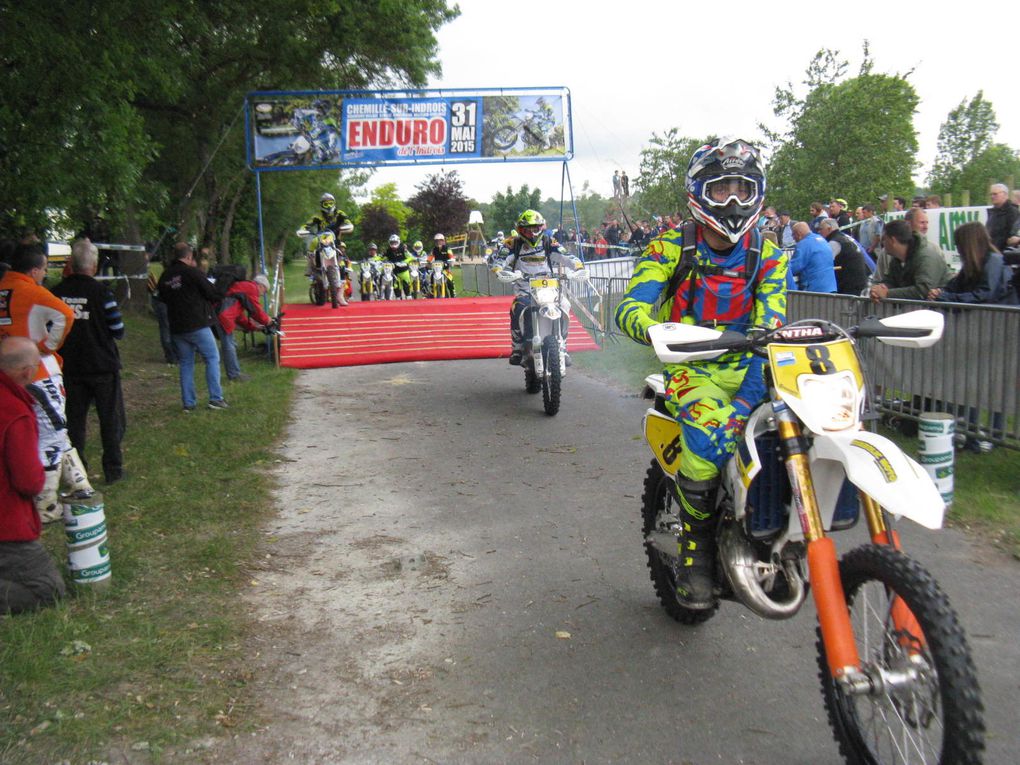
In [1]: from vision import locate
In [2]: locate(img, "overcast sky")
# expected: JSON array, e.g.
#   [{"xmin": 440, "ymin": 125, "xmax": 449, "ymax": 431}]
[{"xmin": 364, "ymin": 0, "xmax": 1020, "ymax": 210}]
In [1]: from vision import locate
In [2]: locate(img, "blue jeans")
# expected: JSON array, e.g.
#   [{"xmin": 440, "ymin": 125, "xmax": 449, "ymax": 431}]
[
  {"xmin": 172, "ymin": 327, "xmax": 223, "ymax": 407},
  {"xmin": 221, "ymin": 331, "xmax": 242, "ymax": 380}
]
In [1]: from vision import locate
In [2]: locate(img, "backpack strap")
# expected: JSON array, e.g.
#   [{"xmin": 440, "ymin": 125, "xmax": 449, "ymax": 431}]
[{"xmin": 663, "ymin": 220, "xmax": 700, "ymax": 312}]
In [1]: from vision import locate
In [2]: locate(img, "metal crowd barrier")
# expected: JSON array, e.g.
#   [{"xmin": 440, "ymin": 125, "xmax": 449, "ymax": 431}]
[{"xmin": 465, "ymin": 262, "xmax": 1019, "ymax": 449}]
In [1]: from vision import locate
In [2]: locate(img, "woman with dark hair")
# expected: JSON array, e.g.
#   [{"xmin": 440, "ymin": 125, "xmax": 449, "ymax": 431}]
[{"xmin": 927, "ymin": 222, "xmax": 1017, "ymax": 304}]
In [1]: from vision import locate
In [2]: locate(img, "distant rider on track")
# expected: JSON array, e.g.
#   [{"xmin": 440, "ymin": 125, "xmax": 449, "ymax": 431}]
[{"xmin": 491, "ymin": 210, "xmax": 586, "ymax": 366}]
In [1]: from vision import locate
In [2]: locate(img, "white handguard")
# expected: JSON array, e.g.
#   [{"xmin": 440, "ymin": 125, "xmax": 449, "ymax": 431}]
[
  {"xmin": 567, "ymin": 267, "xmax": 588, "ymax": 281},
  {"xmin": 497, "ymin": 269, "xmax": 522, "ymax": 283}
]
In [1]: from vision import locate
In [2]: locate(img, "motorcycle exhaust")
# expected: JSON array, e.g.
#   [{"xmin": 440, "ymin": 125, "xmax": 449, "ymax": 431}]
[{"xmin": 718, "ymin": 523, "xmax": 806, "ymax": 620}]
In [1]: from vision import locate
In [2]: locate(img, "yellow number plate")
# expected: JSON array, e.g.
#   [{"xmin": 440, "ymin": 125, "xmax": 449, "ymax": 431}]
[
  {"xmin": 530, "ymin": 278, "xmax": 559, "ymax": 289},
  {"xmin": 768, "ymin": 338, "xmax": 862, "ymax": 397},
  {"xmin": 645, "ymin": 410, "xmax": 684, "ymax": 478}
]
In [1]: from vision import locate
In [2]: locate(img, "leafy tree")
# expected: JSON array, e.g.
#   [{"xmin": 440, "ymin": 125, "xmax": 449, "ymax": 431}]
[
  {"xmin": 488, "ymin": 185, "xmax": 542, "ymax": 236},
  {"xmin": 0, "ymin": 1, "xmax": 460, "ymax": 249},
  {"xmin": 927, "ymin": 92, "xmax": 1020, "ymax": 202},
  {"xmin": 357, "ymin": 204, "xmax": 400, "ymax": 256},
  {"xmin": 635, "ymin": 129, "xmax": 707, "ymax": 219},
  {"xmin": 407, "ymin": 171, "xmax": 470, "ymax": 243},
  {"xmin": 763, "ymin": 47, "xmax": 918, "ymax": 217}
]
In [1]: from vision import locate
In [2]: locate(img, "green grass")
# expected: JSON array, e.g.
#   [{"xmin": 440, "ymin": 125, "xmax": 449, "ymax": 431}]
[
  {"xmin": 572, "ymin": 338, "xmax": 1020, "ymax": 557},
  {"xmin": 0, "ymin": 314, "xmax": 295, "ymax": 763}
]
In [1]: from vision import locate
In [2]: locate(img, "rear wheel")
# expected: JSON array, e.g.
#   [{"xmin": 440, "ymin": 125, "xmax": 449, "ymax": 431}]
[
  {"xmin": 817, "ymin": 544, "xmax": 984, "ymax": 765},
  {"xmin": 329, "ymin": 284, "xmax": 339, "ymax": 308},
  {"xmin": 641, "ymin": 461, "xmax": 717, "ymax": 625},
  {"xmin": 541, "ymin": 335, "xmax": 561, "ymax": 416}
]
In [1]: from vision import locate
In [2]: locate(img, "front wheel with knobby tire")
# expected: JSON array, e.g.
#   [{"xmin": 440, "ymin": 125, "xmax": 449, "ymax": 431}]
[
  {"xmin": 817, "ymin": 543, "xmax": 984, "ymax": 765},
  {"xmin": 640, "ymin": 460, "xmax": 718, "ymax": 625},
  {"xmin": 541, "ymin": 335, "xmax": 561, "ymax": 416}
]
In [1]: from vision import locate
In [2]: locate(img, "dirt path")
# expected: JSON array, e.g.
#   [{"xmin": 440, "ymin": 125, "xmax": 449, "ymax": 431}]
[{"xmin": 201, "ymin": 359, "xmax": 1018, "ymax": 764}]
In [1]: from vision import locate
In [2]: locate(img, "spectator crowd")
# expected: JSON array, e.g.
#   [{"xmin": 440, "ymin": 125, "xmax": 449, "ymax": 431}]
[{"xmin": 0, "ymin": 235, "xmax": 272, "ymax": 615}]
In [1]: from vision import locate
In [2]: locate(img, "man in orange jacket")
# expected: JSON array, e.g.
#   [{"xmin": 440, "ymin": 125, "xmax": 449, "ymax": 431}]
[{"xmin": 0, "ymin": 243, "xmax": 94, "ymax": 521}]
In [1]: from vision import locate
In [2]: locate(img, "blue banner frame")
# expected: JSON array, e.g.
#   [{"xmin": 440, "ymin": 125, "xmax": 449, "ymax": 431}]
[{"xmin": 245, "ymin": 86, "xmax": 572, "ymax": 172}]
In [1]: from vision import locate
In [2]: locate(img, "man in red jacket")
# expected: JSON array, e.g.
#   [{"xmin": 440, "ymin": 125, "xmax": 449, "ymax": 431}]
[
  {"xmin": 0, "ymin": 336, "xmax": 66, "ymax": 614},
  {"xmin": 217, "ymin": 274, "xmax": 271, "ymax": 382}
]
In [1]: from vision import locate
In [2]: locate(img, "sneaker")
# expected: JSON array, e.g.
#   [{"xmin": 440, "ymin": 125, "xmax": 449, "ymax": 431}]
[
  {"xmin": 227, "ymin": 373, "xmax": 251, "ymax": 382},
  {"xmin": 508, "ymin": 350, "xmax": 523, "ymax": 366},
  {"xmin": 208, "ymin": 399, "xmax": 229, "ymax": 410},
  {"xmin": 105, "ymin": 471, "xmax": 123, "ymax": 485},
  {"xmin": 182, "ymin": 405, "xmax": 196, "ymax": 412}
]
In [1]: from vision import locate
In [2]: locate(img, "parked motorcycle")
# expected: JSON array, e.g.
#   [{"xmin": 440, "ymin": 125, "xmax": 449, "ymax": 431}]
[
  {"xmin": 497, "ymin": 268, "xmax": 587, "ymax": 416},
  {"xmin": 638, "ymin": 310, "xmax": 983, "ymax": 764}
]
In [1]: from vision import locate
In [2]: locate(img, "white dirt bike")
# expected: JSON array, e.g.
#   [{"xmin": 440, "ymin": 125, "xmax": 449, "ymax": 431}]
[
  {"xmin": 498, "ymin": 268, "xmax": 587, "ymax": 416},
  {"xmin": 379, "ymin": 261, "xmax": 395, "ymax": 301},
  {"xmin": 407, "ymin": 261, "xmax": 422, "ymax": 299},
  {"xmin": 638, "ymin": 310, "xmax": 983, "ymax": 764},
  {"xmin": 430, "ymin": 261, "xmax": 454, "ymax": 298}
]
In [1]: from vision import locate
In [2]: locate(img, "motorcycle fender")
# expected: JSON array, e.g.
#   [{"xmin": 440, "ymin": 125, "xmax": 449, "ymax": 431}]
[
  {"xmin": 810, "ymin": 430, "xmax": 945, "ymax": 529},
  {"xmin": 644, "ymin": 409, "xmax": 683, "ymax": 479}
]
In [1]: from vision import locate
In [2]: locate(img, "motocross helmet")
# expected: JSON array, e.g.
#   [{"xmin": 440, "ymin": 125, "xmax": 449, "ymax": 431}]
[
  {"xmin": 367, "ymin": 242, "xmax": 378, "ymax": 252},
  {"xmin": 388, "ymin": 234, "xmax": 401, "ymax": 247},
  {"xmin": 412, "ymin": 240, "xmax": 423, "ymax": 253},
  {"xmin": 515, "ymin": 210, "xmax": 546, "ymax": 245},
  {"xmin": 320, "ymin": 193, "xmax": 336, "ymax": 214},
  {"xmin": 685, "ymin": 138, "xmax": 766, "ymax": 244},
  {"xmin": 496, "ymin": 230, "xmax": 505, "ymax": 240},
  {"xmin": 434, "ymin": 233, "xmax": 445, "ymax": 241}
]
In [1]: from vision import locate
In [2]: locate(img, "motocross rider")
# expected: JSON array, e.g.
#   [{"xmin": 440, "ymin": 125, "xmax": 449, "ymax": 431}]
[
  {"xmin": 312, "ymin": 231, "xmax": 348, "ymax": 306},
  {"xmin": 303, "ymin": 192, "xmax": 353, "ymax": 276},
  {"xmin": 492, "ymin": 210, "xmax": 586, "ymax": 366},
  {"xmin": 429, "ymin": 233, "xmax": 456, "ymax": 297},
  {"xmin": 615, "ymin": 138, "xmax": 787, "ymax": 609},
  {"xmin": 378, "ymin": 234, "xmax": 415, "ymax": 298}
]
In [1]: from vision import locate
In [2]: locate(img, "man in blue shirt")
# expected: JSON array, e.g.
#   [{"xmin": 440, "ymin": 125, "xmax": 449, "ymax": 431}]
[{"xmin": 788, "ymin": 221, "xmax": 837, "ymax": 293}]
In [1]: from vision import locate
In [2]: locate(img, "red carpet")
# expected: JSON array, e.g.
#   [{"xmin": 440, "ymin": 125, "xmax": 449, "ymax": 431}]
[{"xmin": 279, "ymin": 296, "xmax": 601, "ymax": 369}]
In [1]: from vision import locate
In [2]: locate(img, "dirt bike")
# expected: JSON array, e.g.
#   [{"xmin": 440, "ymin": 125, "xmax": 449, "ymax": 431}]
[
  {"xmin": 306, "ymin": 231, "xmax": 341, "ymax": 308},
  {"xmin": 638, "ymin": 310, "xmax": 984, "ymax": 764},
  {"xmin": 407, "ymin": 261, "xmax": 422, "ymax": 299},
  {"xmin": 497, "ymin": 268, "xmax": 587, "ymax": 416},
  {"xmin": 379, "ymin": 261, "xmax": 395, "ymax": 301},
  {"xmin": 430, "ymin": 261, "xmax": 455, "ymax": 298},
  {"xmin": 357, "ymin": 260, "xmax": 374, "ymax": 301}
]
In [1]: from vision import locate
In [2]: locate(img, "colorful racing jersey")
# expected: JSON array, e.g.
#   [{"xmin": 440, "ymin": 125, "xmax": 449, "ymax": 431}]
[
  {"xmin": 304, "ymin": 209, "xmax": 353, "ymax": 238},
  {"xmin": 377, "ymin": 245, "xmax": 415, "ymax": 271},
  {"xmin": 616, "ymin": 225, "xmax": 787, "ymax": 345}
]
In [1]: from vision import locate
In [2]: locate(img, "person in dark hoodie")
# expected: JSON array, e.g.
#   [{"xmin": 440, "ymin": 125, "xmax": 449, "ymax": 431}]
[{"xmin": 156, "ymin": 242, "xmax": 227, "ymax": 411}]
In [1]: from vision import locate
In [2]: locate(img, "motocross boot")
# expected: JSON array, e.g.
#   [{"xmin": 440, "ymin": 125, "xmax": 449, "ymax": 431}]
[
  {"xmin": 34, "ymin": 468, "xmax": 63, "ymax": 524},
  {"xmin": 674, "ymin": 476, "xmax": 720, "ymax": 609},
  {"xmin": 61, "ymin": 447, "xmax": 96, "ymax": 500}
]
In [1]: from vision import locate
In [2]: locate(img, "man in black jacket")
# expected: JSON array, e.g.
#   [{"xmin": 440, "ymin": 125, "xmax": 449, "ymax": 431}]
[
  {"xmin": 986, "ymin": 183, "xmax": 1019, "ymax": 252},
  {"xmin": 52, "ymin": 239, "xmax": 126, "ymax": 482},
  {"xmin": 156, "ymin": 242, "xmax": 227, "ymax": 411},
  {"xmin": 818, "ymin": 218, "xmax": 869, "ymax": 295}
]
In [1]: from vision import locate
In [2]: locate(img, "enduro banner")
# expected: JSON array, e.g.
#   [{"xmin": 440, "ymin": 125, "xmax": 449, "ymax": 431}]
[{"xmin": 246, "ymin": 87, "xmax": 571, "ymax": 171}]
